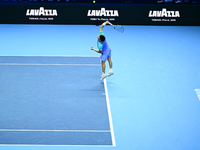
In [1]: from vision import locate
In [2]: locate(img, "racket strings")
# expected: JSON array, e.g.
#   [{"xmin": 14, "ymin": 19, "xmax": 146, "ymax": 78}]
[{"xmin": 114, "ymin": 25, "xmax": 124, "ymax": 33}]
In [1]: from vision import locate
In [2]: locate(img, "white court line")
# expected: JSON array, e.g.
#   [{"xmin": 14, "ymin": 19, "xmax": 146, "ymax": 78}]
[
  {"xmin": 0, "ymin": 144, "xmax": 114, "ymax": 147},
  {"xmin": 0, "ymin": 55, "xmax": 99, "ymax": 57},
  {"xmin": 103, "ymin": 79, "xmax": 116, "ymax": 146},
  {"xmin": 0, "ymin": 129, "xmax": 110, "ymax": 132},
  {"xmin": 0, "ymin": 63, "xmax": 100, "ymax": 66}
]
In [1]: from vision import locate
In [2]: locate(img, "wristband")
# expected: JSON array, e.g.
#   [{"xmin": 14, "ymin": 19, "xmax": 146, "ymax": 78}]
[{"xmin": 103, "ymin": 23, "xmax": 106, "ymax": 26}]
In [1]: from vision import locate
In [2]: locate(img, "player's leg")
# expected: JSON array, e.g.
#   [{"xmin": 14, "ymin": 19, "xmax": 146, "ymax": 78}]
[
  {"xmin": 107, "ymin": 56, "xmax": 112, "ymax": 70},
  {"xmin": 100, "ymin": 60, "xmax": 107, "ymax": 80},
  {"xmin": 100, "ymin": 54, "xmax": 108, "ymax": 80},
  {"xmin": 101, "ymin": 60, "xmax": 106, "ymax": 74},
  {"xmin": 107, "ymin": 51, "xmax": 113, "ymax": 76}
]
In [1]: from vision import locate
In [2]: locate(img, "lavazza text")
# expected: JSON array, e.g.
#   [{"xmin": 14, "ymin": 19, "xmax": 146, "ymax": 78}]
[
  {"xmin": 87, "ymin": 8, "xmax": 119, "ymax": 21},
  {"xmin": 87, "ymin": 8, "xmax": 119, "ymax": 17},
  {"xmin": 26, "ymin": 7, "xmax": 58, "ymax": 16}
]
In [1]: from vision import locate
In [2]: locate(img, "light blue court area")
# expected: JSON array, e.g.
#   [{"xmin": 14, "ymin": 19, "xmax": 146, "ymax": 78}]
[
  {"xmin": 0, "ymin": 24, "xmax": 200, "ymax": 150},
  {"xmin": 0, "ymin": 56, "xmax": 115, "ymax": 146}
]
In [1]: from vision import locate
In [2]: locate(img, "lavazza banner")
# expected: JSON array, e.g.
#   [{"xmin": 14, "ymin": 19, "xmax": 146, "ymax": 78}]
[
  {"xmin": 26, "ymin": 7, "xmax": 58, "ymax": 21},
  {"xmin": 0, "ymin": 3, "xmax": 200, "ymax": 26},
  {"xmin": 87, "ymin": 7, "xmax": 119, "ymax": 22},
  {"xmin": 148, "ymin": 8, "xmax": 180, "ymax": 22}
]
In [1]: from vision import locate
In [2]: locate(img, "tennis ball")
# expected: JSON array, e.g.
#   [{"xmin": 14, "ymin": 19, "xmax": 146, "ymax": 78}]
[{"xmin": 93, "ymin": 0, "xmax": 95, "ymax": 3}]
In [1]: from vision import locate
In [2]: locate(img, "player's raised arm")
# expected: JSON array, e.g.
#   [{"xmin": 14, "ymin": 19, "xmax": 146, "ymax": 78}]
[{"xmin": 100, "ymin": 21, "xmax": 110, "ymax": 32}]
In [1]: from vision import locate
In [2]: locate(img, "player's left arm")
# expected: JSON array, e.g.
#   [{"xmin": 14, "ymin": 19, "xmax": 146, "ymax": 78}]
[
  {"xmin": 100, "ymin": 21, "xmax": 110, "ymax": 32},
  {"xmin": 91, "ymin": 47, "xmax": 102, "ymax": 53}
]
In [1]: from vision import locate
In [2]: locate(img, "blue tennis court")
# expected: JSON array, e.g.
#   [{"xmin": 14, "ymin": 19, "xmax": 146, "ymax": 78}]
[
  {"xmin": 0, "ymin": 56, "xmax": 115, "ymax": 146},
  {"xmin": 0, "ymin": 24, "xmax": 200, "ymax": 150}
]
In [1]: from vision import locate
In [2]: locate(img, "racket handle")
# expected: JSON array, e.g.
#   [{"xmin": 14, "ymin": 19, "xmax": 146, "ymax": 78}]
[{"xmin": 109, "ymin": 23, "xmax": 113, "ymax": 26}]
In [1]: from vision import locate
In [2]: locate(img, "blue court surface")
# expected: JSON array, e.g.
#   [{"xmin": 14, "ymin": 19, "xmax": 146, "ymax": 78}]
[
  {"xmin": 0, "ymin": 24, "xmax": 200, "ymax": 150},
  {"xmin": 0, "ymin": 56, "xmax": 115, "ymax": 146}
]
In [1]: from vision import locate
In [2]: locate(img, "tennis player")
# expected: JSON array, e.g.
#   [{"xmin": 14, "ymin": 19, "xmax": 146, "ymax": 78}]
[{"xmin": 91, "ymin": 21, "xmax": 113, "ymax": 80}]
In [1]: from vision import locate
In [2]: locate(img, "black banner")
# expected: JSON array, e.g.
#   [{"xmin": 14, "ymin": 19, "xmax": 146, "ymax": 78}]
[{"xmin": 0, "ymin": 3, "xmax": 200, "ymax": 25}]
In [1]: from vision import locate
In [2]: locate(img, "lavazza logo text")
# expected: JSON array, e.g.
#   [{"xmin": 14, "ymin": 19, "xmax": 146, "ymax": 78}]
[
  {"xmin": 87, "ymin": 8, "xmax": 119, "ymax": 21},
  {"xmin": 26, "ymin": 7, "xmax": 58, "ymax": 21},
  {"xmin": 149, "ymin": 8, "xmax": 180, "ymax": 22}
]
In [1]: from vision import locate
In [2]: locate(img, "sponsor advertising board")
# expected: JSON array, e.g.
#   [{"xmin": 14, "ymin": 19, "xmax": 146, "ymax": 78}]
[{"xmin": 0, "ymin": 3, "xmax": 199, "ymax": 25}]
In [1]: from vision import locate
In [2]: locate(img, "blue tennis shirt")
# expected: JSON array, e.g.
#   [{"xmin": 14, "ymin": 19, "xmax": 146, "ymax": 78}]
[{"xmin": 97, "ymin": 31, "xmax": 111, "ymax": 54}]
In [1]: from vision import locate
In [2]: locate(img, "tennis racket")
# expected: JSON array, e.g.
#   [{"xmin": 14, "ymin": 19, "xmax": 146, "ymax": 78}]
[{"xmin": 109, "ymin": 23, "xmax": 124, "ymax": 34}]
